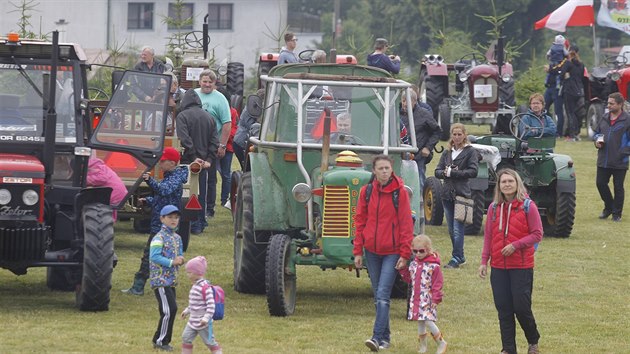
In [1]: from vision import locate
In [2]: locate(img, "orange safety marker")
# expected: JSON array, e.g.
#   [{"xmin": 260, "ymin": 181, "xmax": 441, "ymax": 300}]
[{"xmin": 185, "ymin": 194, "xmax": 203, "ymax": 210}]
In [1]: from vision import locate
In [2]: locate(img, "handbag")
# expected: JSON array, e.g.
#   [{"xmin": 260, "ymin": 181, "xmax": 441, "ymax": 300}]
[{"xmin": 454, "ymin": 196, "xmax": 474, "ymax": 224}]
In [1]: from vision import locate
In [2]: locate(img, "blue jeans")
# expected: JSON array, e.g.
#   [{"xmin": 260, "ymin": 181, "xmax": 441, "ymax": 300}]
[
  {"xmin": 233, "ymin": 143, "xmax": 246, "ymax": 170},
  {"xmin": 364, "ymin": 250, "xmax": 399, "ymax": 344},
  {"xmin": 415, "ymin": 156, "xmax": 427, "ymax": 191},
  {"xmin": 544, "ymin": 87, "xmax": 564, "ymax": 136},
  {"xmin": 442, "ymin": 199, "xmax": 465, "ymax": 262},
  {"xmin": 218, "ymin": 151, "xmax": 233, "ymax": 205}
]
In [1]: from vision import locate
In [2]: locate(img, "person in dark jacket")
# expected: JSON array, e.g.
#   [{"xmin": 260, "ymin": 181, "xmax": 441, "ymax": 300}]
[
  {"xmin": 518, "ymin": 93, "xmax": 557, "ymax": 141},
  {"xmin": 367, "ymin": 38, "xmax": 401, "ymax": 74},
  {"xmin": 122, "ymin": 147, "xmax": 188, "ymax": 296},
  {"xmin": 131, "ymin": 46, "xmax": 167, "ymax": 102},
  {"xmin": 401, "ymin": 89, "xmax": 441, "ymax": 189},
  {"xmin": 594, "ymin": 92, "xmax": 630, "ymax": 222},
  {"xmin": 435, "ymin": 123, "xmax": 479, "ymax": 269},
  {"xmin": 234, "ymin": 89, "xmax": 265, "ymax": 169},
  {"xmin": 353, "ymin": 155, "xmax": 414, "ymax": 352},
  {"xmin": 479, "ymin": 168, "xmax": 542, "ymax": 354},
  {"xmin": 561, "ymin": 50, "xmax": 585, "ymax": 141},
  {"xmin": 176, "ymin": 89, "xmax": 219, "ymax": 233}
]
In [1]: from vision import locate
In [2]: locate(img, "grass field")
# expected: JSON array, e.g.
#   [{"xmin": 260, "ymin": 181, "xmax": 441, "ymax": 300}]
[{"xmin": 1, "ymin": 133, "xmax": 629, "ymax": 353}]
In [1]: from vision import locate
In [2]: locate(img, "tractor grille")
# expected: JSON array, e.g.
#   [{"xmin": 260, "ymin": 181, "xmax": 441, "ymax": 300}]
[
  {"xmin": 473, "ymin": 77, "xmax": 498, "ymax": 104},
  {"xmin": 0, "ymin": 226, "xmax": 50, "ymax": 261},
  {"xmin": 322, "ymin": 186, "xmax": 351, "ymax": 237}
]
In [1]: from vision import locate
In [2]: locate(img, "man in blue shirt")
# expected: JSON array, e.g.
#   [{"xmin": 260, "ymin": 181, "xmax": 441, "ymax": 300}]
[
  {"xmin": 278, "ymin": 32, "xmax": 299, "ymax": 64},
  {"xmin": 367, "ymin": 38, "xmax": 401, "ymax": 74}
]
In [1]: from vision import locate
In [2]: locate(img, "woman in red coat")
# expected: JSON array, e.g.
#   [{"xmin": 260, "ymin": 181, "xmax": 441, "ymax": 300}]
[
  {"xmin": 353, "ymin": 155, "xmax": 414, "ymax": 351},
  {"xmin": 478, "ymin": 169, "xmax": 542, "ymax": 354}
]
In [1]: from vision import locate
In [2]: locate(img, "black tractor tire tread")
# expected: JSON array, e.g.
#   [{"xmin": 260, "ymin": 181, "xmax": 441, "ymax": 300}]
[
  {"xmin": 233, "ymin": 172, "xmax": 267, "ymax": 294},
  {"xmin": 424, "ymin": 76, "xmax": 447, "ymax": 120},
  {"xmin": 265, "ymin": 234, "xmax": 297, "ymax": 316},
  {"xmin": 587, "ymin": 102, "xmax": 604, "ymax": 138},
  {"xmin": 423, "ymin": 177, "xmax": 444, "ymax": 226},
  {"xmin": 227, "ymin": 62, "xmax": 245, "ymax": 96},
  {"xmin": 499, "ymin": 80, "xmax": 516, "ymax": 107},
  {"xmin": 465, "ymin": 190, "xmax": 485, "ymax": 235},
  {"xmin": 552, "ymin": 192, "xmax": 576, "ymax": 238},
  {"xmin": 438, "ymin": 101, "xmax": 451, "ymax": 141},
  {"xmin": 77, "ymin": 203, "xmax": 114, "ymax": 311}
]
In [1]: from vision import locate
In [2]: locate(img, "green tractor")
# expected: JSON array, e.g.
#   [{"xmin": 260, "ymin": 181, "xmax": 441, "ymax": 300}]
[
  {"xmin": 231, "ymin": 63, "xmax": 423, "ymax": 316},
  {"xmin": 424, "ymin": 113, "xmax": 576, "ymax": 237}
]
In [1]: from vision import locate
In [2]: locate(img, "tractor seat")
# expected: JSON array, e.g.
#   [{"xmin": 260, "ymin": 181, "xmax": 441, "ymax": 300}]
[{"xmin": 590, "ymin": 67, "xmax": 611, "ymax": 80}]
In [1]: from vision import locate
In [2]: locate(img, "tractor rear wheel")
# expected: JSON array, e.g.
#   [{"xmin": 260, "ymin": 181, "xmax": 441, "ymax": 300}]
[
  {"xmin": 265, "ymin": 233, "xmax": 296, "ymax": 316},
  {"xmin": 422, "ymin": 74, "xmax": 447, "ymax": 120},
  {"xmin": 229, "ymin": 170, "xmax": 242, "ymax": 219},
  {"xmin": 233, "ymin": 172, "xmax": 268, "ymax": 294},
  {"xmin": 438, "ymin": 101, "xmax": 451, "ymax": 141},
  {"xmin": 76, "ymin": 203, "xmax": 114, "ymax": 311},
  {"xmin": 499, "ymin": 80, "xmax": 516, "ymax": 107},
  {"xmin": 543, "ymin": 191, "xmax": 576, "ymax": 238},
  {"xmin": 227, "ymin": 62, "xmax": 244, "ymax": 96},
  {"xmin": 465, "ymin": 190, "xmax": 485, "ymax": 235},
  {"xmin": 423, "ymin": 177, "xmax": 444, "ymax": 226},
  {"xmin": 587, "ymin": 102, "xmax": 604, "ymax": 139}
]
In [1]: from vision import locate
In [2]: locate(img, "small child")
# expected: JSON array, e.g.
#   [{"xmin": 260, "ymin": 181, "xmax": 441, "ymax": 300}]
[
  {"xmin": 149, "ymin": 205, "xmax": 186, "ymax": 352},
  {"xmin": 399, "ymin": 235, "xmax": 447, "ymax": 354},
  {"xmin": 545, "ymin": 35, "xmax": 569, "ymax": 89},
  {"xmin": 181, "ymin": 256, "xmax": 223, "ymax": 354}
]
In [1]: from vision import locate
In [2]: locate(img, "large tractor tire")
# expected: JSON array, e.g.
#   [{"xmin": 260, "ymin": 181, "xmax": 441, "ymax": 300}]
[
  {"xmin": 465, "ymin": 189, "xmax": 485, "ymax": 235},
  {"xmin": 587, "ymin": 102, "xmax": 604, "ymax": 139},
  {"xmin": 499, "ymin": 80, "xmax": 516, "ymax": 107},
  {"xmin": 227, "ymin": 62, "xmax": 244, "ymax": 96},
  {"xmin": 423, "ymin": 177, "xmax": 444, "ymax": 226},
  {"xmin": 233, "ymin": 172, "xmax": 268, "ymax": 294},
  {"xmin": 265, "ymin": 233, "xmax": 297, "ymax": 316},
  {"xmin": 229, "ymin": 170, "xmax": 242, "ymax": 219},
  {"xmin": 420, "ymin": 72, "xmax": 447, "ymax": 120},
  {"xmin": 543, "ymin": 191, "xmax": 576, "ymax": 238},
  {"xmin": 76, "ymin": 203, "xmax": 114, "ymax": 311},
  {"xmin": 438, "ymin": 101, "xmax": 451, "ymax": 141}
]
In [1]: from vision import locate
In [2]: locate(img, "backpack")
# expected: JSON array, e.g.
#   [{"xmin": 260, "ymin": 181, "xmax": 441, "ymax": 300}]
[
  {"xmin": 364, "ymin": 175, "xmax": 400, "ymax": 211},
  {"xmin": 201, "ymin": 281, "xmax": 225, "ymax": 321},
  {"xmin": 491, "ymin": 198, "xmax": 538, "ymax": 251}
]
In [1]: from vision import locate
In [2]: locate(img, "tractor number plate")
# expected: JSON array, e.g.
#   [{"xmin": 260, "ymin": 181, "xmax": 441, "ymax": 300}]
[
  {"xmin": 3, "ymin": 177, "xmax": 33, "ymax": 184},
  {"xmin": 474, "ymin": 84, "xmax": 493, "ymax": 98}
]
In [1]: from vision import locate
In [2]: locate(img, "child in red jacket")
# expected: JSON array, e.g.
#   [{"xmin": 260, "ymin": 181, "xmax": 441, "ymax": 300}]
[{"xmin": 399, "ymin": 235, "xmax": 447, "ymax": 354}]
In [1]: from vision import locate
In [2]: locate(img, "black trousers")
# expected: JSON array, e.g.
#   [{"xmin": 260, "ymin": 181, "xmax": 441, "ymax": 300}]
[
  {"xmin": 135, "ymin": 232, "xmax": 157, "ymax": 281},
  {"xmin": 153, "ymin": 286, "xmax": 177, "ymax": 346},
  {"xmin": 596, "ymin": 167, "xmax": 627, "ymax": 217},
  {"xmin": 490, "ymin": 268, "xmax": 540, "ymax": 354},
  {"xmin": 563, "ymin": 94, "xmax": 581, "ymax": 137}
]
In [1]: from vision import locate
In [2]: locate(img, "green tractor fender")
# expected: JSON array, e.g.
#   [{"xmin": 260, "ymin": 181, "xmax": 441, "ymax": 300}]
[
  {"xmin": 469, "ymin": 162, "xmax": 489, "ymax": 191},
  {"xmin": 550, "ymin": 154, "xmax": 576, "ymax": 193},
  {"xmin": 249, "ymin": 152, "xmax": 290, "ymax": 230},
  {"xmin": 399, "ymin": 160, "xmax": 423, "ymax": 234}
]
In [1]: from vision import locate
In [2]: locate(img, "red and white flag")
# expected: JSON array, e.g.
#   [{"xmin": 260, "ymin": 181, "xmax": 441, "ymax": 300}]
[{"xmin": 534, "ymin": 0, "xmax": 594, "ymax": 32}]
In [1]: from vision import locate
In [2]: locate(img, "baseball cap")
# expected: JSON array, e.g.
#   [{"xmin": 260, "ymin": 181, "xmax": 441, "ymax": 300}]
[
  {"xmin": 160, "ymin": 205, "xmax": 180, "ymax": 216},
  {"xmin": 160, "ymin": 147, "xmax": 180, "ymax": 163}
]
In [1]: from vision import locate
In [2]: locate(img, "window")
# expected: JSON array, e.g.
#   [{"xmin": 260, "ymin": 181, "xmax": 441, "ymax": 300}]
[
  {"xmin": 167, "ymin": 3, "xmax": 194, "ymax": 30},
  {"xmin": 128, "ymin": 3, "xmax": 154, "ymax": 30},
  {"xmin": 207, "ymin": 4, "xmax": 233, "ymax": 30}
]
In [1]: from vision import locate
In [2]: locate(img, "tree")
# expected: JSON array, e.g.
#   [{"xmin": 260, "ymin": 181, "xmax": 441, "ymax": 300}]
[{"xmin": 8, "ymin": 0, "xmax": 42, "ymax": 39}]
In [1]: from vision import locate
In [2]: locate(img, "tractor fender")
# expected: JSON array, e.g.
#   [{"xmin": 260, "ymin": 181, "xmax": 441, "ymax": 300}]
[
  {"xmin": 422, "ymin": 63, "xmax": 448, "ymax": 76},
  {"xmin": 399, "ymin": 159, "xmax": 423, "ymax": 234},
  {"xmin": 469, "ymin": 162, "xmax": 489, "ymax": 191},
  {"xmin": 551, "ymin": 155, "xmax": 576, "ymax": 193},
  {"xmin": 249, "ymin": 152, "xmax": 290, "ymax": 230}
]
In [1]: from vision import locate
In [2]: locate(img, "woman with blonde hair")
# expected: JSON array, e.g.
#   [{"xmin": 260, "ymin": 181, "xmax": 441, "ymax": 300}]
[
  {"xmin": 479, "ymin": 168, "xmax": 543, "ymax": 354},
  {"xmin": 434, "ymin": 123, "xmax": 479, "ymax": 268}
]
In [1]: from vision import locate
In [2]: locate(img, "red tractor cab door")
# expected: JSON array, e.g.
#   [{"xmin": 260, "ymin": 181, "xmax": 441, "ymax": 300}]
[{"xmin": 88, "ymin": 71, "xmax": 172, "ymax": 203}]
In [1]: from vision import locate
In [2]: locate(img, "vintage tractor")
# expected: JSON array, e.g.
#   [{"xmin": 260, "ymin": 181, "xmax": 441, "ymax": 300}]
[
  {"xmin": 231, "ymin": 62, "xmax": 423, "ymax": 316},
  {"xmin": 0, "ymin": 32, "xmax": 171, "ymax": 310},
  {"xmin": 418, "ymin": 38, "xmax": 516, "ymax": 140},
  {"xmin": 423, "ymin": 113, "xmax": 576, "ymax": 237}
]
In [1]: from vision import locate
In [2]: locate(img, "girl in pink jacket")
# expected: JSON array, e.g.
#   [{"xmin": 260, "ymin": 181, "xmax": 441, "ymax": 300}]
[
  {"xmin": 86, "ymin": 157, "xmax": 127, "ymax": 219},
  {"xmin": 399, "ymin": 235, "xmax": 447, "ymax": 354}
]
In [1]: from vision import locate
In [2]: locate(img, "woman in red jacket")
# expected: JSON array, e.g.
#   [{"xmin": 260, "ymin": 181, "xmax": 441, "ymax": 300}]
[
  {"xmin": 478, "ymin": 169, "xmax": 542, "ymax": 354},
  {"xmin": 354, "ymin": 155, "xmax": 414, "ymax": 352}
]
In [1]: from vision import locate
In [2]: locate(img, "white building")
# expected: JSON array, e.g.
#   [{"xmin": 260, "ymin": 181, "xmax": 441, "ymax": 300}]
[{"xmin": 0, "ymin": 0, "xmax": 322, "ymax": 72}]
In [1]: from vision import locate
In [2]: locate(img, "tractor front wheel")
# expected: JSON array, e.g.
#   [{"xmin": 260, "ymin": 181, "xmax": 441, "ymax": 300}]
[
  {"xmin": 76, "ymin": 203, "xmax": 114, "ymax": 311},
  {"xmin": 543, "ymin": 191, "xmax": 576, "ymax": 238},
  {"xmin": 423, "ymin": 177, "xmax": 444, "ymax": 226},
  {"xmin": 233, "ymin": 172, "xmax": 268, "ymax": 294},
  {"xmin": 265, "ymin": 234, "xmax": 297, "ymax": 316},
  {"xmin": 587, "ymin": 102, "xmax": 604, "ymax": 139}
]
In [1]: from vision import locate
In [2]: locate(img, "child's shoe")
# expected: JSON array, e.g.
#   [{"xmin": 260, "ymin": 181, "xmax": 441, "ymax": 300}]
[
  {"xmin": 418, "ymin": 333, "xmax": 428, "ymax": 353},
  {"xmin": 432, "ymin": 332, "xmax": 447, "ymax": 354},
  {"xmin": 181, "ymin": 343, "xmax": 193, "ymax": 354},
  {"xmin": 209, "ymin": 344, "xmax": 223, "ymax": 354}
]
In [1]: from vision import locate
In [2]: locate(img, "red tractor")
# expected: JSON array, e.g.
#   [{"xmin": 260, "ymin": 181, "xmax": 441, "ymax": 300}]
[{"xmin": 418, "ymin": 38, "xmax": 516, "ymax": 140}]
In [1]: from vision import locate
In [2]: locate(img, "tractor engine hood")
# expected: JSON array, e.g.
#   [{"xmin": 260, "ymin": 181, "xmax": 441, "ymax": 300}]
[{"xmin": 0, "ymin": 153, "xmax": 46, "ymax": 179}]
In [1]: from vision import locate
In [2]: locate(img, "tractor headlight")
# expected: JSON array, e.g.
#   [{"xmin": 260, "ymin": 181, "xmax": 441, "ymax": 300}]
[
  {"xmin": 22, "ymin": 189, "xmax": 39, "ymax": 206},
  {"xmin": 501, "ymin": 73, "xmax": 512, "ymax": 83},
  {"xmin": 610, "ymin": 71, "xmax": 621, "ymax": 81},
  {"xmin": 292, "ymin": 183, "xmax": 312, "ymax": 203},
  {"xmin": 0, "ymin": 189, "xmax": 11, "ymax": 205},
  {"xmin": 458, "ymin": 71, "xmax": 468, "ymax": 82}
]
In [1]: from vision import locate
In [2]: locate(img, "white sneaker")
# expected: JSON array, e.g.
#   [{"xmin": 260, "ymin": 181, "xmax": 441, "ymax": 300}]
[{"xmin": 223, "ymin": 200, "xmax": 231, "ymax": 210}]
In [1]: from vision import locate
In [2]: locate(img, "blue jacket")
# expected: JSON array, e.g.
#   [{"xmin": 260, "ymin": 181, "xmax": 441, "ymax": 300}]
[
  {"xmin": 145, "ymin": 166, "xmax": 188, "ymax": 233},
  {"xmin": 367, "ymin": 53, "xmax": 400, "ymax": 74},
  {"xmin": 278, "ymin": 48, "xmax": 298, "ymax": 64},
  {"xmin": 149, "ymin": 225, "xmax": 184, "ymax": 288},
  {"xmin": 519, "ymin": 109, "xmax": 557, "ymax": 140},
  {"xmin": 595, "ymin": 110, "xmax": 630, "ymax": 170}
]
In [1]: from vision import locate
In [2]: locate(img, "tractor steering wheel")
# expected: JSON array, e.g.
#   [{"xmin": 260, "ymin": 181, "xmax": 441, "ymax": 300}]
[
  {"xmin": 299, "ymin": 49, "xmax": 316, "ymax": 62},
  {"xmin": 184, "ymin": 31, "xmax": 210, "ymax": 49},
  {"xmin": 510, "ymin": 113, "xmax": 544, "ymax": 141},
  {"xmin": 458, "ymin": 53, "xmax": 481, "ymax": 66}
]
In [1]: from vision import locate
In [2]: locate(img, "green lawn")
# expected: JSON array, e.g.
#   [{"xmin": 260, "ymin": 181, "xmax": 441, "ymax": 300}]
[{"xmin": 1, "ymin": 135, "xmax": 629, "ymax": 353}]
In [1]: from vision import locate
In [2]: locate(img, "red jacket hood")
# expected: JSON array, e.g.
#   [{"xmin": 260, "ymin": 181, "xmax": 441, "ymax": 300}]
[
  {"xmin": 417, "ymin": 252, "xmax": 441, "ymax": 265},
  {"xmin": 371, "ymin": 173, "xmax": 405, "ymax": 194}
]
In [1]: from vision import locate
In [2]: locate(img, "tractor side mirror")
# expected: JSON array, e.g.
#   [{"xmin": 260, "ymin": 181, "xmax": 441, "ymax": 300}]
[{"xmin": 246, "ymin": 94, "xmax": 263, "ymax": 118}]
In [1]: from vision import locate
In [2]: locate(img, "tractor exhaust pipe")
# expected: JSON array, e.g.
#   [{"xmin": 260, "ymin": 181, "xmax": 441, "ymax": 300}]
[{"xmin": 320, "ymin": 108, "xmax": 332, "ymax": 172}]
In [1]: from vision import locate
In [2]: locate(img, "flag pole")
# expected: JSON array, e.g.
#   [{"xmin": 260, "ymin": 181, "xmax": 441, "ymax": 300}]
[{"xmin": 592, "ymin": 23, "xmax": 599, "ymax": 66}]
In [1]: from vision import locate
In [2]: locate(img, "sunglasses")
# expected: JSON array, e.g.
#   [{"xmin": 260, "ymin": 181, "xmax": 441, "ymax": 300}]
[{"xmin": 412, "ymin": 248, "xmax": 426, "ymax": 254}]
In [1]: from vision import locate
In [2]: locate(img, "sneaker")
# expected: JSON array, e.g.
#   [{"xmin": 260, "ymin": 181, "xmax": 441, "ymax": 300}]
[
  {"xmin": 458, "ymin": 256, "xmax": 466, "ymax": 265},
  {"xmin": 599, "ymin": 210, "xmax": 612, "ymax": 219},
  {"xmin": 379, "ymin": 340, "xmax": 390, "ymax": 350},
  {"xmin": 153, "ymin": 343, "xmax": 174, "ymax": 352},
  {"xmin": 444, "ymin": 258, "xmax": 459, "ymax": 269},
  {"xmin": 121, "ymin": 287, "xmax": 143, "ymax": 296},
  {"xmin": 364, "ymin": 338, "xmax": 379, "ymax": 352},
  {"xmin": 612, "ymin": 215, "xmax": 622, "ymax": 222},
  {"xmin": 527, "ymin": 343, "xmax": 539, "ymax": 354},
  {"xmin": 223, "ymin": 200, "xmax": 231, "ymax": 210}
]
